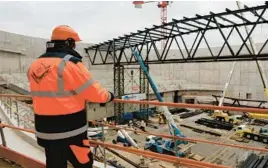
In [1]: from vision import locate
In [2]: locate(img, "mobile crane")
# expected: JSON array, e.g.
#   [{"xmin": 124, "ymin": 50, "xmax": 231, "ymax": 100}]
[
  {"xmin": 133, "ymin": 51, "xmax": 187, "ymax": 157},
  {"xmin": 208, "ymin": 59, "xmax": 243, "ymax": 125},
  {"xmin": 234, "ymin": 124, "xmax": 268, "ymax": 144},
  {"xmin": 209, "ymin": 1, "xmax": 268, "ymax": 125}
]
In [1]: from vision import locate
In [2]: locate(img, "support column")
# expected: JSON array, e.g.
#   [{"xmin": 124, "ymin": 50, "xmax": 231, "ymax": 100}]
[
  {"xmin": 140, "ymin": 65, "xmax": 149, "ymax": 121},
  {"xmin": 114, "ymin": 65, "xmax": 124, "ymax": 124}
]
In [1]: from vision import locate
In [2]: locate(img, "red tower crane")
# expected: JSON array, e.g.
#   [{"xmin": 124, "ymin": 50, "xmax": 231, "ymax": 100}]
[{"xmin": 133, "ymin": 1, "xmax": 172, "ymax": 50}]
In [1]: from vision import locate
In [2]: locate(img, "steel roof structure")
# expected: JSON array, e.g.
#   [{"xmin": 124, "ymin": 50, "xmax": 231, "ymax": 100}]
[{"xmin": 85, "ymin": 2, "xmax": 268, "ymax": 65}]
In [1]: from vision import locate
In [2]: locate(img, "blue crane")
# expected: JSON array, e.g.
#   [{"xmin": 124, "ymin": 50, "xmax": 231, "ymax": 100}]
[{"xmin": 133, "ymin": 50, "xmax": 187, "ymax": 157}]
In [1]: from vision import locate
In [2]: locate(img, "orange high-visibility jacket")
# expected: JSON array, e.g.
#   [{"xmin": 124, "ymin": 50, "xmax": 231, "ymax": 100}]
[{"xmin": 27, "ymin": 48, "xmax": 113, "ymax": 145}]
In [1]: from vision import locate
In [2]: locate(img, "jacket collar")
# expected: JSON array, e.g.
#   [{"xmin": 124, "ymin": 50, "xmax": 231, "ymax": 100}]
[{"xmin": 45, "ymin": 41, "xmax": 82, "ymax": 59}]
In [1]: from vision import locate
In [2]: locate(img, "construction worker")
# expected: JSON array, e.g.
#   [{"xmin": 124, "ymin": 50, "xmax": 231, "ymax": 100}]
[{"xmin": 27, "ymin": 25, "xmax": 114, "ymax": 168}]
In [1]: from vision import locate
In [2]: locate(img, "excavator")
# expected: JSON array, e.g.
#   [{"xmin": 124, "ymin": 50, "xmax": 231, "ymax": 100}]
[{"xmin": 133, "ymin": 51, "xmax": 187, "ymax": 157}]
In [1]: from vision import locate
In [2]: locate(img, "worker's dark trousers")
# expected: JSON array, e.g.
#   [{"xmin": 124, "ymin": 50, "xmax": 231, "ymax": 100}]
[{"xmin": 44, "ymin": 139, "xmax": 93, "ymax": 168}]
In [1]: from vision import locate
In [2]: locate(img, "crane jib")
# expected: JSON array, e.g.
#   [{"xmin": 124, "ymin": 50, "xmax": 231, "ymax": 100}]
[{"xmin": 133, "ymin": 51, "xmax": 184, "ymax": 138}]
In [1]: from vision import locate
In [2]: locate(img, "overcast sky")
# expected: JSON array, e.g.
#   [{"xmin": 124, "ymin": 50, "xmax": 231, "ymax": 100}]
[{"xmin": 0, "ymin": 1, "xmax": 266, "ymax": 47}]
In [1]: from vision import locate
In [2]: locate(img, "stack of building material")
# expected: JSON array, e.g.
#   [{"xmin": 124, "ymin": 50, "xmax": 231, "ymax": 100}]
[{"xmin": 239, "ymin": 153, "xmax": 268, "ymax": 168}]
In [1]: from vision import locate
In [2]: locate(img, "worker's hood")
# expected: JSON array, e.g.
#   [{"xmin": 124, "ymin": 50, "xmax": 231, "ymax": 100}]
[{"xmin": 45, "ymin": 41, "xmax": 82, "ymax": 60}]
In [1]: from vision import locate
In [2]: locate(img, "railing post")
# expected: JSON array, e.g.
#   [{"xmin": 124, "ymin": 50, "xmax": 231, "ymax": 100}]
[
  {"xmin": 15, "ymin": 100, "xmax": 19, "ymax": 126},
  {"xmin": 174, "ymin": 130, "xmax": 179, "ymax": 168},
  {"xmin": 5, "ymin": 97, "xmax": 9, "ymax": 116},
  {"xmin": 0, "ymin": 120, "xmax": 7, "ymax": 147},
  {"xmin": 101, "ymin": 118, "xmax": 107, "ymax": 168},
  {"xmin": 9, "ymin": 98, "xmax": 12, "ymax": 119}
]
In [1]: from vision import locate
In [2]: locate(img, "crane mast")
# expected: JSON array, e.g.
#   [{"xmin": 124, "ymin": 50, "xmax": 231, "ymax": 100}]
[
  {"xmin": 158, "ymin": 1, "xmax": 169, "ymax": 49},
  {"xmin": 133, "ymin": 1, "xmax": 172, "ymax": 49}
]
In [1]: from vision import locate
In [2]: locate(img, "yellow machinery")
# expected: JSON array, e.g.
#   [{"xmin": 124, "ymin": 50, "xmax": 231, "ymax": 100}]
[
  {"xmin": 234, "ymin": 125, "xmax": 268, "ymax": 144},
  {"xmin": 234, "ymin": 125, "xmax": 254, "ymax": 138},
  {"xmin": 158, "ymin": 112, "xmax": 167, "ymax": 124},
  {"xmin": 212, "ymin": 110, "xmax": 242, "ymax": 124},
  {"xmin": 245, "ymin": 112, "xmax": 268, "ymax": 120}
]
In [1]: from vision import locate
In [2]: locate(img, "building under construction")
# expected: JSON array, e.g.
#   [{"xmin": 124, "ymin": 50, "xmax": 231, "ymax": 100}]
[{"xmin": 1, "ymin": 1, "xmax": 268, "ymax": 168}]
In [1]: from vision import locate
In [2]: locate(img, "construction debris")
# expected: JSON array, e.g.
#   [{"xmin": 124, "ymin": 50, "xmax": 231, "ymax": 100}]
[{"xmin": 238, "ymin": 153, "xmax": 268, "ymax": 168}]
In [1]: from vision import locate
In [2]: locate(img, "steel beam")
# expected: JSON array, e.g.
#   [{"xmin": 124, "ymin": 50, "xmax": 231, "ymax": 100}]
[{"xmin": 85, "ymin": 2, "xmax": 268, "ymax": 65}]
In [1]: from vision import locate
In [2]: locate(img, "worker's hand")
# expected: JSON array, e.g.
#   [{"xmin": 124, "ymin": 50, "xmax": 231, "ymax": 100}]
[{"xmin": 108, "ymin": 91, "xmax": 114, "ymax": 102}]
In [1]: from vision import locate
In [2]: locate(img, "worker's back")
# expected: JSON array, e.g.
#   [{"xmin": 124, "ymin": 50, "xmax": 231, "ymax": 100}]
[
  {"xmin": 28, "ymin": 53, "xmax": 87, "ymax": 115},
  {"xmin": 28, "ymin": 42, "xmax": 114, "ymax": 148},
  {"xmin": 27, "ymin": 25, "xmax": 113, "ymax": 168}
]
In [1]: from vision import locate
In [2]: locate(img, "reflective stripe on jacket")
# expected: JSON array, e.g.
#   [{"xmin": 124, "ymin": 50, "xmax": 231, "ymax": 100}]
[{"xmin": 28, "ymin": 52, "xmax": 112, "ymax": 141}]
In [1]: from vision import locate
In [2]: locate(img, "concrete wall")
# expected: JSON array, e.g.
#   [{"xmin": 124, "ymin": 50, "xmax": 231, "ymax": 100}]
[
  {"xmin": 0, "ymin": 29, "xmax": 268, "ymax": 119},
  {"xmin": 0, "ymin": 30, "xmax": 91, "ymax": 73},
  {"xmin": 88, "ymin": 42, "xmax": 268, "ymax": 100}
]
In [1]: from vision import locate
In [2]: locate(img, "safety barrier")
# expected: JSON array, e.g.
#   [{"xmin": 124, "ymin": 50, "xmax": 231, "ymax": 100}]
[
  {"xmin": 0, "ymin": 91, "xmax": 43, "ymax": 153},
  {"xmin": 0, "ymin": 123, "xmax": 230, "ymax": 168},
  {"xmin": 0, "ymin": 93, "xmax": 267, "ymax": 152},
  {"xmin": 0, "ymin": 92, "xmax": 34, "ymax": 130},
  {"xmin": 0, "ymin": 93, "xmax": 267, "ymax": 167},
  {"xmin": 1, "ymin": 93, "xmax": 268, "ymax": 114},
  {"xmin": 89, "ymin": 120, "xmax": 268, "ymax": 153}
]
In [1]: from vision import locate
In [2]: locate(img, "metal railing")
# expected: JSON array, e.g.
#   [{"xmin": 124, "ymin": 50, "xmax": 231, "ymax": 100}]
[
  {"xmin": 0, "ymin": 89, "xmax": 34, "ymax": 130},
  {"xmin": 1, "ymin": 93, "xmax": 268, "ymax": 167}
]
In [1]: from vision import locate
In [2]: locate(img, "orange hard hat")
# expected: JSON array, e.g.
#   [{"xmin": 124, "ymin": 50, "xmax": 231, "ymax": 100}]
[{"xmin": 51, "ymin": 25, "xmax": 81, "ymax": 42}]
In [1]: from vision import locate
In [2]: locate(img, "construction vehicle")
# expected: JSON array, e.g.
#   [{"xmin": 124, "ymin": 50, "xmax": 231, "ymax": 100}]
[
  {"xmin": 112, "ymin": 130, "xmax": 138, "ymax": 147},
  {"xmin": 242, "ymin": 112, "xmax": 268, "ymax": 126},
  {"xmin": 158, "ymin": 112, "xmax": 167, "ymax": 124},
  {"xmin": 244, "ymin": 112, "xmax": 268, "ymax": 120},
  {"xmin": 133, "ymin": 51, "xmax": 187, "ymax": 157},
  {"xmin": 212, "ymin": 110, "xmax": 243, "ymax": 124},
  {"xmin": 144, "ymin": 135, "xmax": 185, "ymax": 157},
  {"xmin": 234, "ymin": 125, "xmax": 268, "ymax": 144},
  {"xmin": 210, "ymin": 2, "xmax": 268, "ymax": 129},
  {"xmin": 208, "ymin": 51, "xmax": 243, "ymax": 125}
]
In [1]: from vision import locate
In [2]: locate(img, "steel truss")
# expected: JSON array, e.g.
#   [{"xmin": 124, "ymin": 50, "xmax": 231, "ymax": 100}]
[
  {"xmin": 85, "ymin": 2, "xmax": 268, "ymax": 65},
  {"xmin": 212, "ymin": 95, "xmax": 268, "ymax": 109},
  {"xmin": 85, "ymin": 2, "xmax": 268, "ymax": 122}
]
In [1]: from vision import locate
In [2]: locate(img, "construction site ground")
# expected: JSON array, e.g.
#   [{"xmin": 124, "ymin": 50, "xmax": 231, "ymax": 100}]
[{"xmin": 99, "ymin": 112, "xmax": 267, "ymax": 168}]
